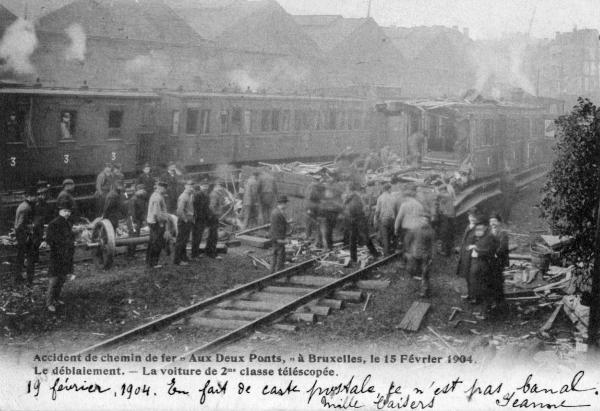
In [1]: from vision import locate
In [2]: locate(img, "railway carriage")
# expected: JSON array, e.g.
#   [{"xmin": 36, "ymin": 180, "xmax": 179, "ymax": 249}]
[
  {"xmin": 158, "ymin": 91, "xmax": 373, "ymax": 169},
  {"xmin": 0, "ymin": 87, "xmax": 160, "ymax": 191},
  {"xmin": 375, "ymin": 98, "xmax": 561, "ymax": 179}
]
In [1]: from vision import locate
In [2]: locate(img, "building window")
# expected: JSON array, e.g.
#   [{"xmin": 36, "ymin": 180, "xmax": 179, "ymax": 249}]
[
  {"xmin": 186, "ymin": 109, "xmax": 199, "ymax": 134},
  {"xmin": 199, "ymin": 109, "xmax": 210, "ymax": 134},
  {"xmin": 60, "ymin": 110, "xmax": 77, "ymax": 140},
  {"xmin": 171, "ymin": 111, "xmax": 180, "ymax": 135},
  {"xmin": 281, "ymin": 110, "xmax": 290, "ymax": 131},
  {"xmin": 231, "ymin": 108, "xmax": 242, "ymax": 134},
  {"xmin": 328, "ymin": 110, "xmax": 337, "ymax": 130},
  {"xmin": 482, "ymin": 119, "xmax": 493, "ymax": 146},
  {"xmin": 261, "ymin": 110, "xmax": 271, "ymax": 132},
  {"xmin": 141, "ymin": 103, "xmax": 156, "ymax": 127},
  {"xmin": 243, "ymin": 110, "xmax": 252, "ymax": 134},
  {"xmin": 220, "ymin": 110, "xmax": 230, "ymax": 134},
  {"xmin": 271, "ymin": 110, "xmax": 280, "ymax": 131},
  {"xmin": 353, "ymin": 111, "xmax": 361, "ymax": 129},
  {"xmin": 108, "ymin": 109, "xmax": 124, "ymax": 139},
  {"xmin": 294, "ymin": 110, "xmax": 302, "ymax": 131}
]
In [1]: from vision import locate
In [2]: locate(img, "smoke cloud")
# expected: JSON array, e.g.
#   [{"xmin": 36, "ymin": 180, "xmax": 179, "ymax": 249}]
[
  {"xmin": 0, "ymin": 18, "xmax": 38, "ymax": 74},
  {"xmin": 228, "ymin": 69, "xmax": 261, "ymax": 91},
  {"xmin": 125, "ymin": 53, "xmax": 171, "ymax": 85},
  {"xmin": 65, "ymin": 23, "xmax": 87, "ymax": 62}
]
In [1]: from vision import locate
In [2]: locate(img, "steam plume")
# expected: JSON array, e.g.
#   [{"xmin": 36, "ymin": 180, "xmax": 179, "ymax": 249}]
[
  {"xmin": 65, "ymin": 23, "xmax": 87, "ymax": 62},
  {"xmin": 0, "ymin": 18, "xmax": 38, "ymax": 74}
]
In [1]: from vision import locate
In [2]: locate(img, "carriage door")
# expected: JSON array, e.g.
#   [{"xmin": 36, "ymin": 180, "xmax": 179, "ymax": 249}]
[{"xmin": 136, "ymin": 132, "xmax": 154, "ymax": 166}]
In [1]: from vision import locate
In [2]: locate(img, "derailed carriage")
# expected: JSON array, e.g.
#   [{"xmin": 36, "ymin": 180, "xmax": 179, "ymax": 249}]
[{"xmin": 375, "ymin": 96, "xmax": 562, "ymax": 179}]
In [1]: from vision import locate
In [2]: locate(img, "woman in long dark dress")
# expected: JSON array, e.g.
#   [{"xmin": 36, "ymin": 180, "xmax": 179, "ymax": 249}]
[
  {"xmin": 489, "ymin": 213, "xmax": 509, "ymax": 307},
  {"xmin": 468, "ymin": 221, "xmax": 497, "ymax": 309},
  {"xmin": 456, "ymin": 208, "xmax": 481, "ymax": 299}
]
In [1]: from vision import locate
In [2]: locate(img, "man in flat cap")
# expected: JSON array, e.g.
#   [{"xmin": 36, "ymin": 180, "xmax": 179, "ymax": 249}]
[
  {"xmin": 146, "ymin": 180, "xmax": 169, "ymax": 268},
  {"xmin": 31, "ymin": 181, "xmax": 53, "ymax": 280},
  {"xmin": 137, "ymin": 163, "xmax": 155, "ymax": 195},
  {"xmin": 456, "ymin": 207, "xmax": 483, "ymax": 300},
  {"xmin": 45, "ymin": 198, "xmax": 75, "ymax": 312},
  {"xmin": 174, "ymin": 180, "xmax": 195, "ymax": 266},
  {"xmin": 13, "ymin": 187, "xmax": 37, "ymax": 285},
  {"xmin": 126, "ymin": 184, "xmax": 148, "ymax": 258},
  {"xmin": 270, "ymin": 195, "xmax": 289, "ymax": 273},
  {"xmin": 57, "ymin": 178, "xmax": 77, "ymax": 222},
  {"xmin": 94, "ymin": 163, "xmax": 113, "ymax": 217},
  {"xmin": 191, "ymin": 179, "xmax": 211, "ymax": 259}
]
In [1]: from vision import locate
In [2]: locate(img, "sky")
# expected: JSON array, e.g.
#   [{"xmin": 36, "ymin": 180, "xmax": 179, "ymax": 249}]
[{"xmin": 276, "ymin": 0, "xmax": 600, "ymax": 39}]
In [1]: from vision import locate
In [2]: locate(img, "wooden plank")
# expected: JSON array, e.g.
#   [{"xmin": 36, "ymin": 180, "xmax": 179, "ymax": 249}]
[
  {"xmin": 333, "ymin": 290, "xmax": 363, "ymax": 302},
  {"xmin": 263, "ymin": 286, "xmax": 315, "ymax": 295},
  {"xmin": 540, "ymin": 303, "xmax": 563, "ymax": 332},
  {"xmin": 189, "ymin": 317, "xmax": 249, "ymax": 330},
  {"xmin": 216, "ymin": 299, "xmax": 282, "ymax": 312},
  {"xmin": 208, "ymin": 309, "xmax": 264, "ymax": 321},
  {"xmin": 273, "ymin": 323, "xmax": 298, "ymax": 332},
  {"xmin": 250, "ymin": 292, "xmax": 298, "ymax": 303},
  {"xmin": 356, "ymin": 280, "xmax": 390, "ymax": 290},
  {"xmin": 316, "ymin": 299, "xmax": 344, "ymax": 310},
  {"xmin": 276, "ymin": 275, "xmax": 337, "ymax": 287},
  {"xmin": 303, "ymin": 305, "xmax": 331, "ymax": 316},
  {"xmin": 398, "ymin": 301, "xmax": 431, "ymax": 332},
  {"xmin": 237, "ymin": 235, "xmax": 272, "ymax": 249},
  {"xmin": 290, "ymin": 312, "xmax": 315, "ymax": 323}
]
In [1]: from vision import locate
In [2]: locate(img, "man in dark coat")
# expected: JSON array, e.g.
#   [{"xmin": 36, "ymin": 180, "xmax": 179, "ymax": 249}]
[
  {"xmin": 406, "ymin": 215, "xmax": 435, "ymax": 297},
  {"xmin": 319, "ymin": 180, "xmax": 343, "ymax": 250},
  {"xmin": 343, "ymin": 183, "xmax": 379, "ymax": 264},
  {"xmin": 146, "ymin": 181, "xmax": 169, "ymax": 268},
  {"xmin": 103, "ymin": 181, "xmax": 127, "ymax": 231},
  {"xmin": 242, "ymin": 171, "xmax": 260, "ymax": 229},
  {"xmin": 13, "ymin": 187, "xmax": 37, "ymax": 284},
  {"xmin": 456, "ymin": 208, "xmax": 481, "ymax": 299},
  {"xmin": 489, "ymin": 213, "xmax": 509, "ymax": 308},
  {"xmin": 374, "ymin": 183, "xmax": 399, "ymax": 256},
  {"xmin": 191, "ymin": 180, "xmax": 211, "ymax": 259},
  {"xmin": 162, "ymin": 162, "xmax": 181, "ymax": 213},
  {"xmin": 126, "ymin": 185, "xmax": 147, "ymax": 257},
  {"xmin": 304, "ymin": 179, "xmax": 323, "ymax": 247},
  {"xmin": 270, "ymin": 195, "xmax": 289, "ymax": 273},
  {"xmin": 173, "ymin": 180, "xmax": 195, "ymax": 266},
  {"xmin": 467, "ymin": 222, "xmax": 498, "ymax": 310},
  {"xmin": 94, "ymin": 163, "xmax": 112, "ymax": 217},
  {"xmin": 31, "ymin": 182, "xmax": 53, "ymax": 281},
  {"xmin": 257, "ymin": 170, "xmax": 277, "ymax": 225},
  {"xmin": 45, "ymin": 198, "xmax": 75, "ymax": 312},
  {"xmin": 136, "ymin": 163, "xmax": 155, "ymax": 196},
  {"xmin": 57, "ymin": 179, "xmax": 78, "ymax": 222},
  {"xmin": 205, "ymin": 180, "xmax": 223, "ymax": 259}
]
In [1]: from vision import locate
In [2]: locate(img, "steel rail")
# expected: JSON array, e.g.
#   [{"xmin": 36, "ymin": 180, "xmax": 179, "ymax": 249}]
[
  {"xmin": 177, "ymin": 252, "xmax": 400, "ymax": 357},
  {"xmin": 73, "ymin": 258, "xmax": 319, "ymax": 356}
]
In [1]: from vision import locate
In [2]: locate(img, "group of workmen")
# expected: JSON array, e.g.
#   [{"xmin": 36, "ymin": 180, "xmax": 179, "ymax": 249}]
[
  {"xmin": 11, "ymin": 161, "xmax": 234, "ymax": 313},
  {"xmin": 294, "ymin": 174, "xmax": 510, "ymax": 317}
]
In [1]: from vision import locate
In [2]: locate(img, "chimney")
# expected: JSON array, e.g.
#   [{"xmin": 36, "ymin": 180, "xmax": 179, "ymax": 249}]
[{"xmin": 463, "ymin": 27, "xmax": 469, "ymax": 38}]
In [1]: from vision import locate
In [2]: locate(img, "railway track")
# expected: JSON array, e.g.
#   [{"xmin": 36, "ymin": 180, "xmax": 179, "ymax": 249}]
[{"xmin": 74, "ymin": 252, "xmax": 399, "ymax": 357}]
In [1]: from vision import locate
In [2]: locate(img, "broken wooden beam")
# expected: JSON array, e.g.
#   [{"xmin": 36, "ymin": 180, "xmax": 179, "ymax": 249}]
[
  {"xmin": 398, "ymin": 301, "xmax": 430, "ymax": 332},
  {"xmin": 189, "ymin": 317, "xmax": 249, "ymax": 330},
  {"xmin": 275, "ymin": 275, "xmax": 336, "ymax": 287},
  {"xmin": 356, "ymin": 280, "xmax": 390, "ymax": 290},
  {"xmin": 540, "ymin": 303, "xmax": 563, "ymax": 333},
  {"xmin": 333, "ymin": 290, "xmax": 364, "ymax": 302},
  {"xmin": 237, "ymin": 235, "xmax": 272, "ymax": 249},
  {"xmin": 263, "ymin": 285, "xmax": 316, "ymax": 295},
  {"xmin": 217, "ymin": 299, "xmax": 282, "ymax": 312}
]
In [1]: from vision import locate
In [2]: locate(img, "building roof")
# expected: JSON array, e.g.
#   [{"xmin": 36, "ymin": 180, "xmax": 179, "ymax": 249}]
[
  {"xmin": 0, "ymin": 86, "xmax": 159, "ymax": 98},
  {"xmin": 384, "ymin": 25, "xmax": 469, "ymax": 61},
  {"xmin": 295, "ymin": 15, "xmax": 370, "ymax": 52},
  {"xmin": 0, "ymin": 3, "xmax": 17, "ymax": 35},
  {"xmin": 36, "ymin": 0, "xmax": 203, "ymax": 44},
  {"xmin": 170, "ymin": 0, "xmax": 321, "ymax": 57}
]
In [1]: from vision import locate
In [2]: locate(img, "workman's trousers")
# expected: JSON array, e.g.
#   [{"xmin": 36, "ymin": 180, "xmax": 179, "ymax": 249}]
[
  {"xmin": 14, "ymin": 228, "xmax": 35, "ymax": 284},
  {"xmin": 407, "ymin": 256, "xmax": 432, "ymax": 296},
  {"xmin": 271, "ymin": 242, "xmax": 286, "ymax": 273},
  {"xmin": 379, "ymin": 217, "xmax": 396, "ymax": 256},
  {"xmin": 46, "ymin": 273, "xmax": 66, "ymax": 307},
  {"xmin": 191, "ymin": 220, "xmax": 207, "ymax": 258},
  {"xmin": 319, "ymin": 211, "xmax": 338, "ymax": 250},
  {"xmin": 349, "ymin": 218, "xmax": 379, "ymax": 262},
  {"xmin": 173, "ymin": 220, "xmax": 193, "ymax": 264},
  {"xmin": 146, "ymin": 223, "xmax": 166, "ymax": 267},
  {"xmin": 437, "ymin": 215, "xmax": 455, "ymax": 256},
  {"xmin": 205, "ymin": 220, "xmax": 219, "ymax": 258}
]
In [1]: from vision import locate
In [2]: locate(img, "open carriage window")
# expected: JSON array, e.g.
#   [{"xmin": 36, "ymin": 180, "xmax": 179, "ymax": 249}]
[
  {"xmin": 59, "ymin": 110, "xmax": 77, "ymax": 140},
  {"xmin": 5, "ymin": 110, "xmax": 25, "ymax": 143}
]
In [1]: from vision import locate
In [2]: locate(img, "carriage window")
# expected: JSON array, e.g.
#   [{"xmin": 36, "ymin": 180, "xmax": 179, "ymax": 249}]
[
  {"xmin": 482, "ymin": 119, "xmax": 493, "ymax": 146},
  {"xmin": 220, "ymin": 110, "xmax": 230, "ymax": 134},
  {"xmin": 328, "ymin": 110, "xmax": 337, "ymax": 130},
  {"xmin": 108, "ymin": 109, "xmax": 124, "ymax": 139},
  {"xmin": 261, "ymin": 110, "xmax": 271, "ymax": 132},
  {"xmin": 5, "ymin": 110, "xmax": 24, "ymax": 142},
  {"xmin": 271, "ymin": 110, "xmax": 280, "ymax": 131},
  {"xmin": 243, "ymin": 110, "xmax": 252, "ymax": 134},
  {"xmin": 142, "ymin": 103, "xmax": 156, "ymax": 127},
  {"xmin": 60, "ymin": 110, "xmax": 77, "ymax": 140},
  {"xmin": 281, "ymin": 110, "xmax": 290, "ymax": 131},
  {"xmin": 294, "ymin": 110, "xmax": 302, "ymax": 131},
  {"xmin": 171, "ymin": 111, "xmax": 180, "ymax": 135},
  {"xmin": 199, "ymin": 109, "xmax": 210, "ymax": 134},
  {"xmin": 231, "ymin": 108, "xmax": 242, "ymax": 134},
  {"xmin": 186, "ymin": 109, "xmax": 198, "ymax": 134}
]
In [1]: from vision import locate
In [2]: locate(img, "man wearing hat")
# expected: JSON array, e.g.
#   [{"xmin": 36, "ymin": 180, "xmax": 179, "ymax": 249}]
[
  {"xmin": 191, "ymin": 179, "xmax": 211, "ymax": 259},
  {"xmin": 206, "ymin": 178, "xmax": 224, "ymax": 259},
  {"xmin": 162, "ymin": 162, "xmax": 181, "ymax": 213},
  {"xmin": 146, "ymin": 180, "xmax": 169, "ymax": 268},
  {"xmin": 257, "ymin": 170, "xmax": 278, "ymax": 225},
  {"xmin": 174, "ymin": 180, "xmax": 195, "ymax": 266},
  {"xmin": 406, "ymin": 213, "xmax": 435, "ymax": 297},
  {"xmin": 111, "ymin": 163, "xmax": 124, "ymax": 187},
  {"xmin": 31, "ymin": 182, "xmax": 53, "ymax": 278},
  {"xmin": 103, "ymin": 180, "xmax": 127, "ymax": 232},
  {"xmin": 394, "ymin": 186, "xmax": 425, "ymax": 260},
  {"xmin": 241, "ymin": 171, "xmax": 260, "ymax": 229},
  {"xmin": 343, "ymin": 182, "xmax": 380, "ymax": 265},
  {"xmin": 94, "ymin": 164, "xmax": 113, "ymax": 216},
  {"xmin": 57, "ymin": 178, "xmax": 77, "ymax": 222},
  {"xmin": 137, "ymin": 163, "xmax": 155, "ymax": 195},
  {"xmin": 456, "ymin": 208, "xmax": 482, "ymax": 300},
  {"xmin": 13, "ymin": 187, "xmax": 37, "ymax": 284},
  {"xmin": 270, "ymin": 195, "xmax": 289, "ymax": 273},
  {"xmin": 126, "ymin": 184, "xmax": 148, "ymax": 257},
  {"xmin": 45, "ymin": 198, "xmax": 75, "ymax": 312},
  {"xmin": 374, "ymin": 183, "xmax": 399, "ymax": 256}
]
